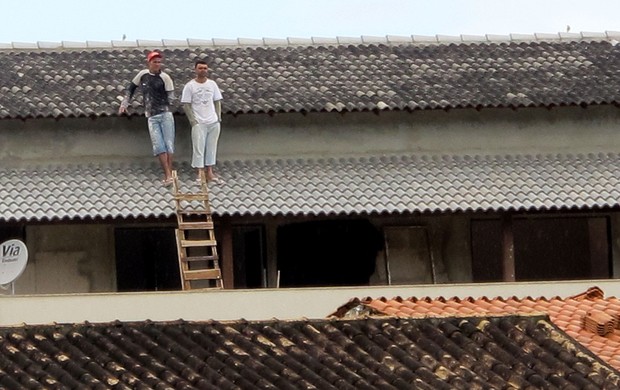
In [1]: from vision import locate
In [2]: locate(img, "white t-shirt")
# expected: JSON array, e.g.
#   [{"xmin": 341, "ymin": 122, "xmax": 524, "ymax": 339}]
[{"xmin": 181, "ymin": 79, "xmax": 223, "ymax": 125}]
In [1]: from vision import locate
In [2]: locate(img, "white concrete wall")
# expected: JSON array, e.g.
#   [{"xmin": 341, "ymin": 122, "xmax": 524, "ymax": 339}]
[
  {"xmin": 1, "ymin": 279, "xmax": 619, "ymax": 326},
  {"xmin": 2, "ymin": 105, "xmax": 620, "ymax": 166},
  {"xmin": 220, "ymin": 105, "xmax": 620, "ymax": 159}
]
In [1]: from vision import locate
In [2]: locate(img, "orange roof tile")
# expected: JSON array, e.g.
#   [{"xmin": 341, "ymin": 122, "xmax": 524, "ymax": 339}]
[{"xmin": 332, "ymin": 286, "xmax": 620, "ymax": 371}]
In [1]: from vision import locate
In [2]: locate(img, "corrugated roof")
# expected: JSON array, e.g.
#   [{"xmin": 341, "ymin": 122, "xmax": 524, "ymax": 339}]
[
  {"xmin": 2, "ymin": 152, "xmax": 620, "ymax": 221},
  {"xmin": 0, "ymin": 316, "xmax": 617, "ymax": 389},
  {"xmin": 1, "ymin": 37, "xmax": 620, "ymax": 119}
]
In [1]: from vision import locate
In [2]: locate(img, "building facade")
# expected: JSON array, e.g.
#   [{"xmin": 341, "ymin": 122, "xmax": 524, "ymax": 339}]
[{"xmin": 2, "ymin": 34, "xmax": 620, "ymax": 293}]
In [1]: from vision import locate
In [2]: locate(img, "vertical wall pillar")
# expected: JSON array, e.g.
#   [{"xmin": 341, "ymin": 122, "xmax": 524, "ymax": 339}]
[
  {"xmin": 265, "ymin": 222, "xmax": 279, "ymax": 288},
  {"xmin": 219, "ymin": 217, "xmax": 234, "ymax": 289},
  {"xmin": 501, "ymin": 214, "xmax": 516, "ymax": 282},
  {"xmin": 588, "ymin": 217, "xmax": 610, "ymax": 279}
]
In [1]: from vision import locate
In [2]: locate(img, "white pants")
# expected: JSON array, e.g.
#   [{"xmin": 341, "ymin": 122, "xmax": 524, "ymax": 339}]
[{"xmin": 191, "ymin": 122, "xmax": 220, "ymax": 168}]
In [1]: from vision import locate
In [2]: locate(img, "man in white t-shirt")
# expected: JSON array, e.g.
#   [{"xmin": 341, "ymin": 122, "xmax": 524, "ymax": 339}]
[{"xmin": 181, "ymin": 60, "xmax": 223, "ymax": 184}]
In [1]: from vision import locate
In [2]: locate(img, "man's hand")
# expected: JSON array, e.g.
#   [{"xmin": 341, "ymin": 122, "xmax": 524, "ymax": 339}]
[{"xmin": 119, "ymin": 97, "xmax": 130, "ymax": 115}]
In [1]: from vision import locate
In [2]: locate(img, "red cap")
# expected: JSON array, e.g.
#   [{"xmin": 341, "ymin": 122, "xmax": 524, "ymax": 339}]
[{"xmin": 147, "ymin": 51, "xmax": 162, "ymax": 62}]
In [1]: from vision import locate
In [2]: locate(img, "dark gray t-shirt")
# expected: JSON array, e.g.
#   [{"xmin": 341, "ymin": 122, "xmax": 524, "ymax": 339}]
[{"xmin": 125, "ymin": 70, "xmax": 174, "ymax": 117}]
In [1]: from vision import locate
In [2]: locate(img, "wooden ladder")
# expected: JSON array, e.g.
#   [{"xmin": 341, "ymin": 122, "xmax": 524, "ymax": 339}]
[{"xmin": 172, "ymin": 170, "xmax": 223, "ymax": 290}]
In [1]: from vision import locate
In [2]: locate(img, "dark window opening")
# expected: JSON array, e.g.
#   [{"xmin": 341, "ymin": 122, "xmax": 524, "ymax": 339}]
[
  {"xmin": 277, "ymin": 219, "xmax": 382, "ymax": 287},
  {"xmin": 233, "ymin": 225, "xmax": 266, "ymax": 288},
  {"xmin": 472, "ymin": 216, "xmax": 610, "ymax": 282},
  {"xmin": 471, "ymin": 220, "xmax": 504, "ymax": 282},
  {"xmin": 0, "ymin": 225, "xmax": 25, "ymax": 242},
  {"xmin": 115, "ymin": 227, "xmax": 180, "ymax": 291}
]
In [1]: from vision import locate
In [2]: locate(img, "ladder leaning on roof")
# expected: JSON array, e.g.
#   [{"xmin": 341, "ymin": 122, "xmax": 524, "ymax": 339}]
[{"xmin": 171, "ymin": 170, "xmax": 223, "ymax": 290}]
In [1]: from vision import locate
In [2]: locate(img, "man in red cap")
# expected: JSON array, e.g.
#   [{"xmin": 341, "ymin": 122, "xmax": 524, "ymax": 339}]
[{"xmin": 119, "ymin": 50, "xmax": 176, "ymax": 186}]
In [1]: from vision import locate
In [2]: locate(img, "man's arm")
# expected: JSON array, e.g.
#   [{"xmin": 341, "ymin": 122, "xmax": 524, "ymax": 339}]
[
  {"xmin": 182, "ymin": 103, "xmax": 198, "ymax": 127},
  {"xmin": 167, "ymin": 91, "xmax": 176, "ymax": 104},
  {"xmin": 162, "ymin": 72, "xmax": 175, "ymax": 105},
  {"xmin": 118, "ymin": 83, "xmax": 138, "ymax": 114},
  {"xmin": 119, "ymin": 70, "xmax": 149, "ymax": 114},
  {"xmin": 215, "ymin": 100, "xmax": 222, "ymax": 122}
]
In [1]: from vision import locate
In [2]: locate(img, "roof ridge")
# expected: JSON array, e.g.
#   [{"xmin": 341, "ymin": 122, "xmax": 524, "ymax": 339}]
[
  {"xmin": 373, "ymin": 291, "xmax": 614, "ymax": 303},
  {"xmin": 1, "ymin": 31, "xmax": 619, "ymax": 51}
]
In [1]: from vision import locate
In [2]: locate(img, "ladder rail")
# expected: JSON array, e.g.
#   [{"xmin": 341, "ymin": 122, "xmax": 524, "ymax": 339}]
[{"xmin": 172, "ymin": 170, "xmax": 223, "ymax": 290}]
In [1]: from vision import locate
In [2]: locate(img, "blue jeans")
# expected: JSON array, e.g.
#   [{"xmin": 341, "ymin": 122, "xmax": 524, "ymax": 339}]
[{"xmin": 147, "ymin": 111, "xmax": 175, "ymax": 155}]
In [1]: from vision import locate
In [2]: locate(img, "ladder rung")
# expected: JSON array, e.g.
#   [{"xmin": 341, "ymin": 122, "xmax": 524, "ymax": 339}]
[
  {"xmin": 173, "ymin": 194, "xmax": 210, "ymax": 201},
  {"xmin": 178, "ymin": 222, "xmax": 214, "ymax": 230},
  {"xmin": 181, "ymin": 239, "xmax": 217, "ymax": 248},
  {"xmin": 182, "ymin": 255, "xmax": 218, "ymax": 262},
  {"xmin": 191, "ymin": 286, "xmax": 223, "ymax": 291},
  {"xmin": 184, "ymin": 269, "xmax": 221, "ymax": 280},
  {"xmin": 179, "ymin": 209, "xmax": 211, "ymax": 215}
]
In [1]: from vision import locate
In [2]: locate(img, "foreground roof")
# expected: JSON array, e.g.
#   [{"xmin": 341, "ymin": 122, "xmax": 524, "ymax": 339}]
[
  {"xmin": 0, "ymin": 316, "xmax": 617, "ymax": 389},
  {"xmin": 332, "ymin": 287, "xmax": 620, "ymax": 371},
  {"xmin": 2, "ymin": 34, "xmax": 620, "ymax": 119},
  {"xmin": 2, "ymin": 152, "xmax": 620, "ymax": 221}
]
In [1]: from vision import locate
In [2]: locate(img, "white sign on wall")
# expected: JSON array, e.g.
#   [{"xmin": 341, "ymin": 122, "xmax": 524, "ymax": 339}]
[{"xmin": 0, "ymin": 239, "xmax": 28, "ymax": 285}]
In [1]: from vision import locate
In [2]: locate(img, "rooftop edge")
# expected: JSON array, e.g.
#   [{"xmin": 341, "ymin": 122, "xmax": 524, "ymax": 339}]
[{"xmin": 1, "ymin": 31, "xmax": 619, "ymax": 51}]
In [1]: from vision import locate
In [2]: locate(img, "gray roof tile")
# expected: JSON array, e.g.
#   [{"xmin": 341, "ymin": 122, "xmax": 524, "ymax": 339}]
[
  {"xmin": 0, "ymin": 316, "xmax": 617, "ymax": 389},
  {"xmin": 1, "ymin": 38, "xmax": 620, "ymax": 119},
  {"xmin": 2, "ymin": 152, "xmax": 620, "ymax": 222}
]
